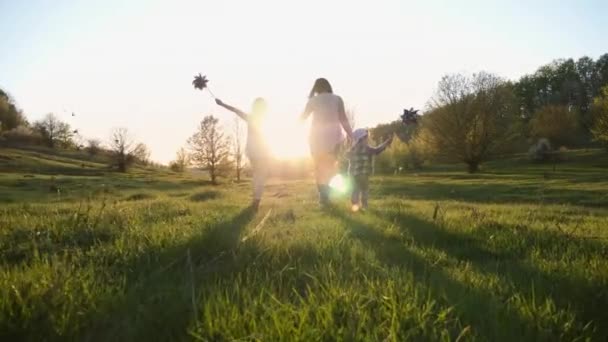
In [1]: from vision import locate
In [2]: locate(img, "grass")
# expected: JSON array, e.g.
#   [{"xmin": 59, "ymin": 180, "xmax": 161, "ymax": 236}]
[{"xmin": 1, "ymin": 148, "xmax": 607, "ymax": 341}]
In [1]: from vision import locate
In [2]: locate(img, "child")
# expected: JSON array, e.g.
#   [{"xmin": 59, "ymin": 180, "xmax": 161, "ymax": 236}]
[
  {"xmin": 216, "ymin": 98, "xmax": 270, "ymax": 210},
  {"xmin": 348, "ymin": 128, "xmax": 393, "ymax": 211}
]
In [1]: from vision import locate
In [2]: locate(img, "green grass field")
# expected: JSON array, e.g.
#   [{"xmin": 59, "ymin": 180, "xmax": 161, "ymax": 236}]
[{"xmin": 1, "ymin": 147, "xmax": 607, "ymax": 341}]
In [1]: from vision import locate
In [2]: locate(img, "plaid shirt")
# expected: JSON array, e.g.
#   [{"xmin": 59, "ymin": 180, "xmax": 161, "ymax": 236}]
[{"xmin": 348, "ymin": 140, "xmax": 390, "ymax": 176}]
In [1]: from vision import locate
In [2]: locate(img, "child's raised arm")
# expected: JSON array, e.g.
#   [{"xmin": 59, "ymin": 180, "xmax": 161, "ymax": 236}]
[
  {"xmin": 370, "ymin": 135, "xmax": 394, "ymax": 155},
  {"xmin": 215, "ymin": 99, "xmax": 248, "ymax": 121}
]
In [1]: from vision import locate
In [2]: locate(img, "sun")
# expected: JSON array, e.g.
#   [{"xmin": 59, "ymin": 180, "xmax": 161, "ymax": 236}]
[{"xmin": 262, "ymin": 115, "xmax": 310, "ymax": 159}]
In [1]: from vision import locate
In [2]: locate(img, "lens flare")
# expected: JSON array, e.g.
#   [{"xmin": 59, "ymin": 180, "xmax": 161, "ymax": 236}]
[{"xmin": 329, "ymin": 174, "xmax": 349, "ymax": 194}]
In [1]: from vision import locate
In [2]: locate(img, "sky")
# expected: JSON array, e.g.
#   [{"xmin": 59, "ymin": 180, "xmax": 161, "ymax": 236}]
[{"xmin": 1, "ymin": 0, "xmax": 607, "ymax": 163}]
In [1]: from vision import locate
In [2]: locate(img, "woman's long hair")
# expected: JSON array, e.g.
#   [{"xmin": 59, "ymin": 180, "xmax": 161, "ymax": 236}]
[{"xmin": 308, "ymin": 78, "xmax": 333, "ymax": 99}]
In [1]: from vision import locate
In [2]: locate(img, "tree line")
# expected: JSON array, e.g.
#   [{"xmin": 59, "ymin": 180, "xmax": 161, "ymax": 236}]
[
  {"xmin": 3, "ymin": 53, "xmax": 608, "ymax": 178},
  {"xmin": 372, "ymin": 54, "xmax": 608, "ymax": 173},
  {"xmin": 0, "ymin": 94, "xmax": 150, "ymax": 172}
]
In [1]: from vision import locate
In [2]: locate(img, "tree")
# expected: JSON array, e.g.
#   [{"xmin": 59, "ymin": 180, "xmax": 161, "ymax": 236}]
[
  {"xmin": 0, "ymin": 88, "xmax": 27, "ymax": 132},
  {"xmin": 86, "ymin": 139, "xmax": 102, "ymax": 157},
  {"xmin": 596, "ymin": 54, "xmax": 608, "ymax": 95},
  {"xmin": 33, "ymin": 113, "xmax": 74, "ymax": 148},
  {"xmin": 109, "ymin": 128, "xmax": 148, "ymax": 172},
  {"xmin": 132, "ymin": 143, "xmax": 150, "ymax": 165},
  {"xmin": 232, "ymin": 117, "xmax": 245, "ymax": 182},
  {"xmin": 513, "ymin": 55, "xmax": 608, "ymax": 133},
  {"xmin": 169, "ymin": 148, "xmax": 190, "ymax": 172},
  {"xmin": 591, "ymin": 86, "xmax": 608, "ymax": 148},
  {"xmin": 188, "ymin": 115, "xmax": 231, "ymax": 184},
  {"xmin": 345, "ymin": 106, "xmax": 356, "ymax": 130},
  {"xmin": 529, "ymin": 105, "xmax": 579, "ymax": 147},
  {"xmin": 422, "ymin": 72, "xmax": 518, "ymax": 173}
]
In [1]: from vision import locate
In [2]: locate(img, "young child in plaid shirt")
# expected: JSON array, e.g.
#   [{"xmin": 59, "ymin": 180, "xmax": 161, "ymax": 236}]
[{"xmin": 348, "ymin": 129, "xmax": 393, "ymax": 211}]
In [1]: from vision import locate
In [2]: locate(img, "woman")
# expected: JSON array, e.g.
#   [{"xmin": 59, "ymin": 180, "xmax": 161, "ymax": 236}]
[{"xmin": 301, "ymin": 78, "xmax": 353, "ymax": 206}]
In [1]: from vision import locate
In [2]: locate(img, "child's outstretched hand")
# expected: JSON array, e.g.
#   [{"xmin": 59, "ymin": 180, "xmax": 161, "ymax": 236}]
[{"xmin": 215, "ymin": 98, "xmax": 224, "ymax": 106}]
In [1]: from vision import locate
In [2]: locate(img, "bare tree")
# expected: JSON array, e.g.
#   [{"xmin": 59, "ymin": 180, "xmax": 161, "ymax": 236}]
[
  {"xmin": 132, "ymin": 143, "xmax": 150, "ymax": 165},
  {"xmin": 187, "ymin": 115, "xmax": 231, "ymax": 184},
  {"xmin": 33, "ymin": 113, "xmax": 73, "ymax": 148},
  {"xmin": 232, "ymin": 117, "xmax": 245, "ymax": 182},
  {"xmin": 86, "ymin": 139, "xmax": 102, "ymax": 157},
  {"xmin": 422, "ymin": 72, "xmax": 518, "ymax": 172},
  {"xmin": 169, "ymin": 148, "xmax": 190, "ymax": 172},
  {"xmin": 109, "ymin": 128, "xmax": 148, "ymax": 172},
  {"xmin": 346, "ymin": 106, "xmax": 356, "ymax": 130}
]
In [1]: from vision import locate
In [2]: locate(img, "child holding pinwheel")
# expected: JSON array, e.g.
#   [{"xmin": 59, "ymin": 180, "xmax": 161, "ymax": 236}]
[{"xmin": 215, "ymin": 98, "xmax": 270, "ymax": 210}]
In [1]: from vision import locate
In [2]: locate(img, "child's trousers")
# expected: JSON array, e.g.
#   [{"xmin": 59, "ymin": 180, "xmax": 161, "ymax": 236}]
[{"xmin": 351, "ymin": 175, "xmax": 370, "ymax": 208}]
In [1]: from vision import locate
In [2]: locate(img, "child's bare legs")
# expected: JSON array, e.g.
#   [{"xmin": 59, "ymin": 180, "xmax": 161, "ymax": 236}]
[{"xmin": 352, "ymin": 175, "xmax": 370, "ymax": 210}]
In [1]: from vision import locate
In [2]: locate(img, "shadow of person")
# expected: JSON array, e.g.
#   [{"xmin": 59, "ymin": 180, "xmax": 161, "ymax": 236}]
[
  {"xmin": 327, "ymin": 207, "xmax": 582, "ymax": 341},
  {"xmin": 373, "ymin": 208, "xmax": 607, "ymax": 339},
  {"xmin": 84, "ymin": 206, "xmax": 258, "ymax": 341}
]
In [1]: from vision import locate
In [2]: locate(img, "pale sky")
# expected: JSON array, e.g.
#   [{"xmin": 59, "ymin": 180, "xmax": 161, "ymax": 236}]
[{"xmin": 1, "ymin": 0, "xmax": 607, "ymax": 163}]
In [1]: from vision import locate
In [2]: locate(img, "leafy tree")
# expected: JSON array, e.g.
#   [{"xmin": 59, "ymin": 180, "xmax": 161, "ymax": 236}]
[
  {"xmin": 109, "ymin": 128, "xmax": 148, "ymax": 172},
  {"xmin": 529, "ymin": 105, "xmax": 579, "ymax": 147},
  {"xmin": 514, "ymin": 55, "xmax": 608, "ymax": 132},
  {"xmin": 591, "ymin": 86, "xmax": 608, "ymax": 148},
  {"xmin": 596, "ymin": 53, "xmax": 608, "ymax": 93},
  {"xmin": 422, "ymin": 72, "xmax": 518, "ymax": 173},
  {"xmin": 0, "ymin": 88, "xmax": 27, "ymax": 132},
  {"xmin": 33, "ymin": 113, "xmax": 74, "ymax": 148},
  {"xmin": 188, "ymin": 115, "xmax": 231, "ymax": 184}
]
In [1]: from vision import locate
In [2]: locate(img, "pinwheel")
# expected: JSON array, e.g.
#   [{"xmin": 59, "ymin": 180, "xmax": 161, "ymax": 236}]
[
  {"xmin": 192, "ymin": 73, "xmax": 216, "ymax": 98},
  {"xmin": 401, "ymin": 107, "xmax": 419, "ymax": 126}
]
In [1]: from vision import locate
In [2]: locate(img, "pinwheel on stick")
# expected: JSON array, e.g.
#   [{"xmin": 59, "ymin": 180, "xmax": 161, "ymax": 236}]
[
  {"xmin": 401, "ymin": 107, "xmax": 419, "ymax": 126},
  {"xmin": 192, "ymin": 73, "xmax": 216, "ymax": 98}
]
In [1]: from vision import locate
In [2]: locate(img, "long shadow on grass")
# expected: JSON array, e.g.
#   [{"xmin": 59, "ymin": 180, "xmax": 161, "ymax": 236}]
[
  {"xmin": 330, "ymin": 208, "xmax": 600, "ymax": 341},
  {"xmin": 376, "ymin": 209, "xmax": 608, "ymax": 339},
  {"xmin": 82, "ymin": 206, "xmax": 257, "ymax": 341},
  {"xmin": 375, "ymin": 178, "xmax": 608, "ymax": 207}
]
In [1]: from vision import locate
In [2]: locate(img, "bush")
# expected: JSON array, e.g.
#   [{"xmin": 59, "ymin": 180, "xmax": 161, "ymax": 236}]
[
  {"xmin": 0, "ymin": 125, "xmax": 42, "ymax": 146},
  {"xmin": 375, "ymin": 137, "xmax": 430, "ymax": 174},
  {"xmin": 528, "ymin": 138, "xmax": 568, "ymax": 162}
]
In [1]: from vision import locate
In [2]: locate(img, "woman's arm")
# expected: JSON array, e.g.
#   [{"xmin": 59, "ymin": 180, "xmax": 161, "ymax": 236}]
[
  {"xmin": 215, "ymin": 99, "xmax": 248, "ymax": 121},
  {"xmin": 337, "ymin": 97, "xmax": 353, "ymax": 139},
  {"xmin": 299, "ymin": 99, "xmax": 313, "ymax": 122}
]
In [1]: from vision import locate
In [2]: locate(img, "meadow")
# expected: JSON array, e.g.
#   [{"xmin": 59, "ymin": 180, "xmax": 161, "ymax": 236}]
[{"xmin": 1, "ymin": 147, "xmax": 607, "ymax": 341}]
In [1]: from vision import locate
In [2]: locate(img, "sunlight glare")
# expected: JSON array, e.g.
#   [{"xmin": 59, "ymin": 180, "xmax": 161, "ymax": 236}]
[{"xmin": 262, "ymin": 114, "xmax": 310, "ymax": 159}]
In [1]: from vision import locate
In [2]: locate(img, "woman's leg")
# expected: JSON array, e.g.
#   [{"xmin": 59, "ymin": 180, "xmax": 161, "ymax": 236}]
[{"xmin": 314, "ymin": 152, "xmax": 337, "ymax": 204}]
